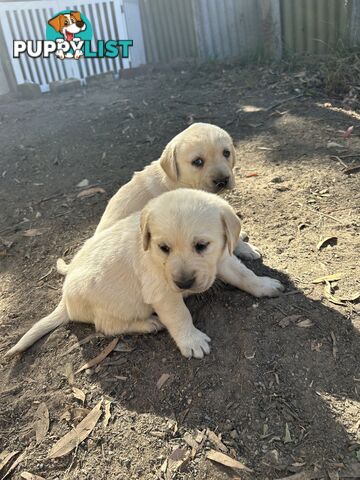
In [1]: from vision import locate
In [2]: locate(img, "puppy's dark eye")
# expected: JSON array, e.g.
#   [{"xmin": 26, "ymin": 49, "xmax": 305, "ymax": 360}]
[
  {"xmin": 159, "ymin": 244, "xmax": 170, "ymax": 254},
  {"xmin": 195, "ymin": 242, "xmax": 209, "ymax": 253},
  {"xmin": 64, "ymin": 20, "xmax": 69, "ymax": 25},
  {"xmin": 223, "ymin": 149, "xmax": 231, "ymax": 158},
  {"xmin": 192, "ymin": 158, "xmax": 204, "ymax": 168}
]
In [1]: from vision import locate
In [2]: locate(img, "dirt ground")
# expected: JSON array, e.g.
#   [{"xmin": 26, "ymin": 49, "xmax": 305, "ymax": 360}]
[{"xmin": 0, "ymin": 61, "xmax": 359, "ymax": 480}]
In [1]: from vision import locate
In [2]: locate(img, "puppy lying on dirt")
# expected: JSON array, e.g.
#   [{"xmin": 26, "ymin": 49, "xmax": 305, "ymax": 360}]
[
  {"xmin": 58, "ymin": 123, "xmax": 260, "ymax": 277},
  {"xmin": 7, "ymin": 189, "xmax": 284, "ymax": 359}
]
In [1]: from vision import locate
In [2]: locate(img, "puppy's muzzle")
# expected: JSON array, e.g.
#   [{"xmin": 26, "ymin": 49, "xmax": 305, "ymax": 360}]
[
  {"xmin": 213, "ymin": 176, "xmax": 230, "ymax": 191},
  {"xmin": 174, "ymin": 274, "xmax": 196, "ymax": 290}
]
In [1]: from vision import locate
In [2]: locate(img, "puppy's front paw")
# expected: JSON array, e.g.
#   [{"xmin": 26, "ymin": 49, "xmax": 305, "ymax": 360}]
[
  {"xmin": 177, "ymin": 328, "xmax": 211, "ymax": 359},
  {"xmin": 234, "ymin": 240, "xmax": 262, "ymax": 260},
  {"xmin": 254, "ymin": 277, "xmax": 285, "ymax": 298}
]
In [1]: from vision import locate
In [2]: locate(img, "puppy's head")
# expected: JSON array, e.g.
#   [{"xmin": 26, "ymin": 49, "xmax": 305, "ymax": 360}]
[
  {"xmin": 140, "ymin": 189, "xmax": 241, "ymax": 294},
  {"xmin": 160, "ymin": 123, "xmax": 236, "ymax": 193},
  {"xmin": 48, "ymin": 11, "xmax": 86, "ymax": 41}
]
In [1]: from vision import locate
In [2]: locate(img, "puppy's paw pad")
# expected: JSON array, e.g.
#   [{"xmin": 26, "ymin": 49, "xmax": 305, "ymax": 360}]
[
  {"xmin": 178, "ymin": 328, "xmax": 211, "ymax": 359},
  {"xmin": 256, "ymin": 277, "xmax": 285, "ymax": 298}
]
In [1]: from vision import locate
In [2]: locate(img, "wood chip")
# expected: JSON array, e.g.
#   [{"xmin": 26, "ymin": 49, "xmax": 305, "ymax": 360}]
[
  {"xmin": 48, "ymin": 400, "xmax": 102, "ymax": 459},
  {"xmin": 21, "ymin": 472, "xmax": 45, "ymax": 480},
  {"xmin": 103, "ymin": 399, "xmax": 111, "ymax": 428},
  {"xmin": 296, "ymin": 318, "xmax": 314, "ymax": 328},
  {"xmin": 284, "ymin": 423, "xmax": 292, "ymax": 443},
  {"xmin": 330, "ymin": 331, "xmax": 338, "ymax": 360},
  {"xmin": 157, "ymin": 373, "xmax": 171, "ymax": 389},
  {"xmin": 76, "ymin": 338, "xmax": 119, "ymax": 374},
  {"xmin": 72, "ymin": 387, "xmax": 86, "ymax": 404},
  {"xmin": 77, "ymin": 187, "xmax": 106, "ymax": 198},
  {"xmin": 22, "ymin": 229, "xmax": 45, "ymax": 237},
  {"xmin": 64, "ymin": 362, "xmax": 75, "ymax": 385},
  {"xmin": 34, "ymin": 403, "xmax": 49, "ymax": 444},
  {"xmin": 207, "ymin": 430, "xmax": 228, "ymax": 453},
  {"xmin": 312, "ymin": 273, "xmax": 344, "ymax": 284},
  {"xmin": 317, "ymin": 236, "xmax": 337, "ymax": 250},
  {"xmin": 206, "ymin": 449, "xmax": 253, "ymax": 473}
]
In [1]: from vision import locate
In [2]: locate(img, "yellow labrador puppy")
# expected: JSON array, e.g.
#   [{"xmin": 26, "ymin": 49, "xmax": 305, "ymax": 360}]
[
  {"xmin": 7, "ymin": 189, "xmax": 283, "ymax": 359},
  {"xmin": 57, "ymin": 123, "xmax": 260, "ymax": 277}
]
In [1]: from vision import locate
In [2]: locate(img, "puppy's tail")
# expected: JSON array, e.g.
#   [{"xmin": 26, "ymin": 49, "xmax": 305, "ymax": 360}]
[
  {"xmin": 5, "ymin": 299, "xmax": 69, "ymax": 357},
  {"xmin": 57, "ymin": 258, "xmax": 69, "ymax": 276}
]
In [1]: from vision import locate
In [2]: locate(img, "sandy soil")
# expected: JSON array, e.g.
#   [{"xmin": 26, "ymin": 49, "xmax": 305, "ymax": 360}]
[{"xmin": 0, "ymin": 62, "xmax": 359, "ymax": 480}]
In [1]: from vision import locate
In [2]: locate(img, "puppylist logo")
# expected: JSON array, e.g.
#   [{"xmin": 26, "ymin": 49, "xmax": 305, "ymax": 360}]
[{"xmin": 13, "ymin": 10, "xmax": 133, "ymax": 60}]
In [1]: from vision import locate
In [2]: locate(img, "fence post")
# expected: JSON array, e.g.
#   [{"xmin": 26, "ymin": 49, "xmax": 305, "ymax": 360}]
[
  {"xmin": 350, "ymin": 0, "xmax": 360, "ymax": 46},
  {"xmin": 0, "ymin": 23, "xmax": 17, "ymax": 93},
  {"xmin": 258, "ymin": 0, "xmax": 282, "ymax": 59}
]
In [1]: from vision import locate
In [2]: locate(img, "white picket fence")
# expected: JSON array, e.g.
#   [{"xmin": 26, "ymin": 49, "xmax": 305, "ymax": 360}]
[{"xmin": 0, "ymin": 0, "xmax": 145, "ymax": 92}]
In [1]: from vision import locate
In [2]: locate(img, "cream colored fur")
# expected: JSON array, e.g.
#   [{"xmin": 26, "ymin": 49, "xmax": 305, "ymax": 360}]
[{"xmin": 7, "ymin": 190, "xmax": 283, "ymax": 359}]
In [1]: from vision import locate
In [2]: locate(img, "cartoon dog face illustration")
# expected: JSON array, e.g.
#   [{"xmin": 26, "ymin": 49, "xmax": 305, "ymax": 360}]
[{"xmin": 48, "ymin": 11, "xmax": 86, "ymax": 42}]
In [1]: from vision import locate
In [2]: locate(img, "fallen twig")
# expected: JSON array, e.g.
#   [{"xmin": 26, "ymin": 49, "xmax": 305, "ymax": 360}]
[{"xmin": 266, "ymin": 94, "xmax": 304, "ymax": 112}]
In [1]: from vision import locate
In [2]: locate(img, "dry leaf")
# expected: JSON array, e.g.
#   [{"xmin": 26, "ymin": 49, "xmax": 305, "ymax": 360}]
[
  {"xmin": 342, "ymin": 126, "xmax": 354, "ymax": 139},
  {"xmin": 1, "ymin": 451, "xmax": 26, "ymax": 479},
  {"xmin": 278, "ymin": 314, "xmax": 302, "ymax": 328},
  {"xmin": 60, "ymin": 333, "xmax": 104, "ymax": 357},
  {"xmin": 34, "ymin": 403, "xmax": 49, "ymax": 444},
  {"xmin": 207, "ymin": 430, "xmax": 228, "ymax": 453},
  {"xmin": 48, "ymin": 400, "xmax": 102, "ymax": 459},
  {"xmin": 166, "ymin": 448, "xmax": 188, "ymax": 479},
  {"xmin": 284, "ymin": 423, "xmax": 292, "ymax": 443},
  {"xmin": 103, "ymin": 399, "xmax": 111, "ymax": 428},
  {"xmin": 327, "ymin": 141, "xmax": 344, "ymax": 149},
  {"xmin": 72, "ymin": 387, "xmax": 86, "ymax": 404},
  {"xmin": 323, "ymin": 282, "xmax": 346, "ymax": 306},
  {"xmin": 317, "ymin": 236, "xmax": 337, "ymax": 250},
  {"xmin": 21, "ymin": 472, "xmax": 45, "ymax": 480},
  {"xmin": 0, "ymin": 451, "xmax": 19, "ymax": 472},
  {"xmin": 339, "ymin": 292, "xmax": 360, "ymax": 302},
  {"xmin": 296, "ymin": 318, "xmax": 314, "ymax": 328},
  {"xmin": 72, "ymin": 408, "xmax": 91, "ymax": 422},
  {"xmin": 206, "ymin": 449, "xmax": 253, "ymax": 473},
  {"xmin": 157, "ymin": 373, "xmax": 171, "ymax": 389},
  {"xmin": 312, "ymin": 273, "xmax": 343, "ymax": 284},
  {"xmin": 76, "ymin": 338, "xmax": 119, "ymax": 374},
  {"xmin": 22, "ymin": 229, "xmax": 45, "ymax": 237},
  {"xmin": 77, "ymin": 187, "xmax": 106, "ymax": 199}
]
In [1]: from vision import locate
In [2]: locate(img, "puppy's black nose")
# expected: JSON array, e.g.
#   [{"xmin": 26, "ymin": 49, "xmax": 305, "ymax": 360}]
[
  {"xmin": 76, "ymin": 20, "xmax": 84, "ymax": 27},
  {"xmin": 213, "ymin": 176, "xmax": 229, "ymax": 190},
  {"xmin": 174, "ymin": 276, "xmax": 196, "ymax": 290}
]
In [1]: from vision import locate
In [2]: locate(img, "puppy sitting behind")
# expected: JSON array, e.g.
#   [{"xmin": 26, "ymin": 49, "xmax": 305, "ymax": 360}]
[
  {"xmin": 58, "ymin": 123, "xmax": 259, "ymax": 277},
  {"xmin": 7, "ymin": 189, "xmax": 283, "ymax": 359}
]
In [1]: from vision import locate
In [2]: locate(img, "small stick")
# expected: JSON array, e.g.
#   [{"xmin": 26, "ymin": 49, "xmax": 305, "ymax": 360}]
[
  {"xmin": 329, "ymin": 155, "xmax": 347, "ymax": 168},
  {"xmin": 298, "ymin": 203, "xmax": 345, "ymax": 225},
  {"xmin": 266, "ymin": 94, "xmax": 304, "ymax": 112}
]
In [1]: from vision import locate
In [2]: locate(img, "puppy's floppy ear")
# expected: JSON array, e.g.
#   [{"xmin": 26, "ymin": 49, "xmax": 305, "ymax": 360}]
[
  {"xmin": 48, "ymin": 15, "xmax": 62, "ymax": 32},
  {"xmin": 140, "ymin": 208, "xmax": 151, "ymax": 251},
  {"xmin": 159, "ymin": 141, "xmax": 179, "ymax": 181},
  {"xmin": 221, "ymin": 204, "xmax": 241, "ymax": 255},
  {"xmin": 71, "ymin": 11, "xmax": 82, "ymax": 22}
]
